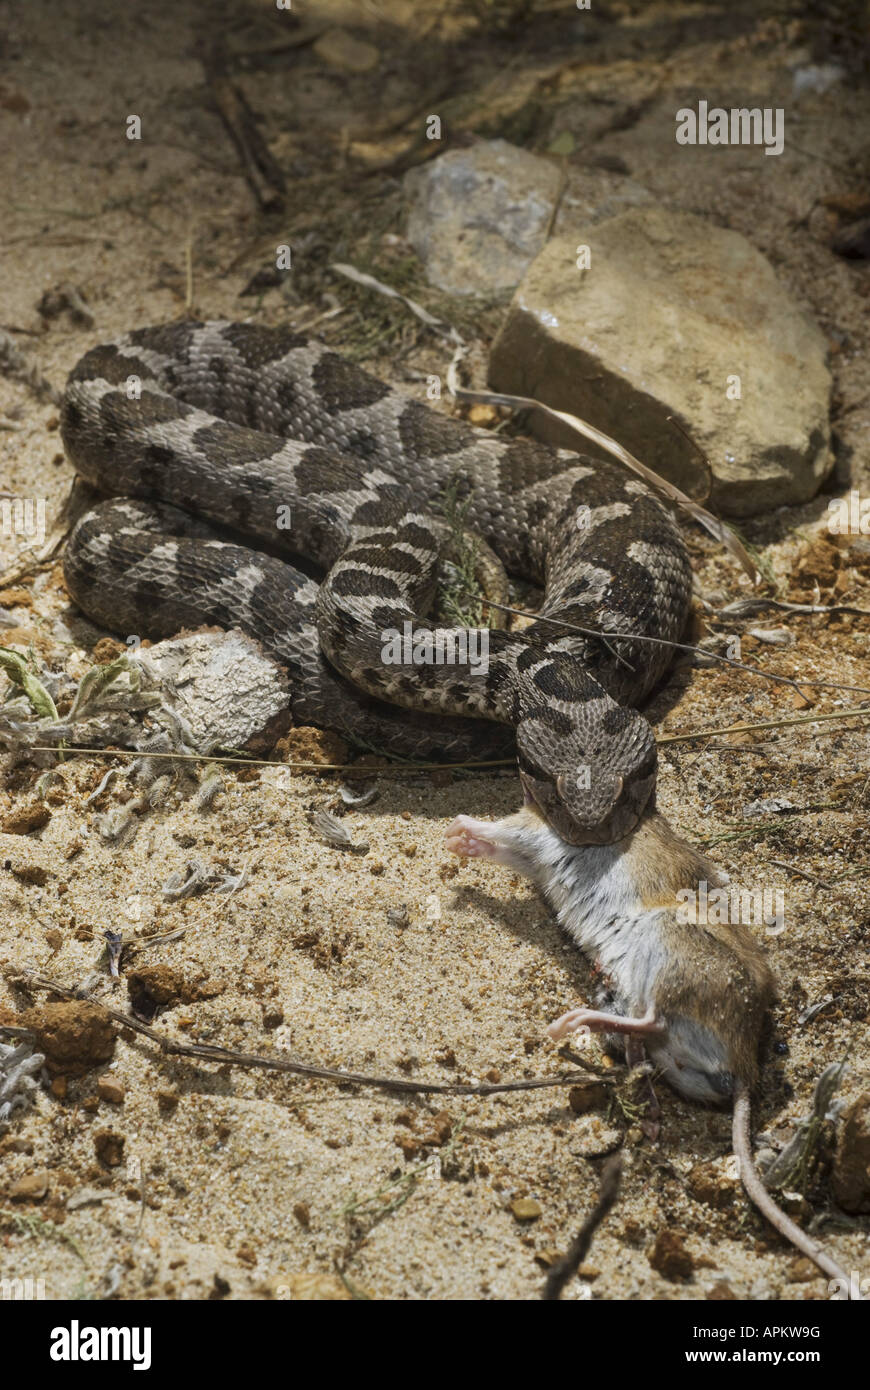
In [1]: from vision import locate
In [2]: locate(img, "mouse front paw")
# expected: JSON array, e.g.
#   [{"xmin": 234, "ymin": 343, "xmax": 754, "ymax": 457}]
[{"xmin": 444, "ymin": 815, "xmax": 501, "ymax": 860}]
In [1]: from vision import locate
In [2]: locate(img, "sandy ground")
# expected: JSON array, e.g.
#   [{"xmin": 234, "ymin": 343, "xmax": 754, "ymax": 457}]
[{"xmin": 0, "ymin": 0, "xmax": 868, "ymax": 1300}]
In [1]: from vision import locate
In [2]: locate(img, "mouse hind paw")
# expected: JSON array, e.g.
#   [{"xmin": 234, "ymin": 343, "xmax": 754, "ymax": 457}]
[{"xmin": 548, "ymin": 1004, "xmax": 664, "ymax": 1042}]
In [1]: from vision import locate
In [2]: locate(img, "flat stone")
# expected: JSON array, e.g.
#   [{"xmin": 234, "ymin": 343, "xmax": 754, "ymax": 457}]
[
  {"xmin": 489, "ymin": 209, "xmax": 832, "ymax": 515},
  {"xmin": 133, "ymin": 629, "xmax": 291, "ymax": 755},
  {"xmin": 313, "ymin": 29, "xmax": 379, "ymax": 75},
  {"xmin": 404, "ymin": 140, "xmax": 563, "ymax": 295}
]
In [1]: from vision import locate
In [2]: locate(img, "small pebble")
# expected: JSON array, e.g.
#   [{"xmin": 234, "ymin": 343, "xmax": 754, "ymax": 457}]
[
  {"xmin": 648, "ymin": 1229, "xmax": 694, "ymax": 1280},
  {"xmin": 97, "ymin": 1076, "xmax": 125, "ymax": 1105},
  {"xmin": 511, "ymin": 1198, "xmax": 542, "ymax": 1222},
  {"xmin": 94, "ymin": 1129, "xmax": 125, "ymax": 1167},
  {"xmin": 8, "ymin": 1170, "xmax": 49, "ymax": 1201}
]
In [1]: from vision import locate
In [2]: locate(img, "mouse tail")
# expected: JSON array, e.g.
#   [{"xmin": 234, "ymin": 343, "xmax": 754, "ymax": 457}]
[{"xmin": 733, "ymin": 1081, "xmax": 862, "ymax": 1299}]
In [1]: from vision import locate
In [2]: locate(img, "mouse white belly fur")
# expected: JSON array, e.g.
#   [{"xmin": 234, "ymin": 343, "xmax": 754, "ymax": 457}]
[{"xmin": 446, "ymin": 802, "xmax": 770, "ymax": 1103}]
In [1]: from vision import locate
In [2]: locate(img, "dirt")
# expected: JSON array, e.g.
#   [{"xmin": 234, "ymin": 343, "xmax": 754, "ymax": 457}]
[
  {"xmin": 0, "ymin": 0, "xmax": 868, "ymax": 1301},
  {"xmin": 16, "ymin": 1001, "xmax": 117, "ymax": 1076}
]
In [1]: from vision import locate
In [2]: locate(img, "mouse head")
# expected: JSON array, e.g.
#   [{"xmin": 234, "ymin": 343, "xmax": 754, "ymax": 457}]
[{"xmin": 516, "ymin": 701, "xmax": 657, "ymax": 846}]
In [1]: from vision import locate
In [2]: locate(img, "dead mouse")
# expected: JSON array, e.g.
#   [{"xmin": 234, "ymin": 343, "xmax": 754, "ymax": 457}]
[{"xmin": 446, "ymin": 801, "xmax": 861, "ymax": 1297}]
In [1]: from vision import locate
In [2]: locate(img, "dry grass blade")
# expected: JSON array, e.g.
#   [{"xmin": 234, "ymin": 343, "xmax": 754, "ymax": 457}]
[
  {"xmin": 330, "ymin": 263, "xmax": 464, "ymax": 344},
  {"xmin": 658, "ymin": 704, "xmax": 870, "ymax": 746},
  {"xmin": 25, "ymin": 700, "xmax": 870, "ymax": 769}
]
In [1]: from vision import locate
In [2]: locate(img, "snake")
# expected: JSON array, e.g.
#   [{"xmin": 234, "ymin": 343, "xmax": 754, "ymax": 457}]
[{"xmin": 60, "ymin": 319, "xmax": 693, "ymax": 846}]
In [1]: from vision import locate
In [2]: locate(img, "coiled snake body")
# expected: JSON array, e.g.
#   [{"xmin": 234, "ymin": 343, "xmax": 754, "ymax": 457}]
[{"xmin": 61, "ymin": 320, "xmax": 692, "ymax": 845}]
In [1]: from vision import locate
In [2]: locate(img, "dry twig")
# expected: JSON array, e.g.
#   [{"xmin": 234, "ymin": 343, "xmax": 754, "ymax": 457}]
[
  {"xmin": 202, "ymin": 43, "xmax": 286, "ymax": 211},
  {"xmin": 542, "ymin": 1153, "xmax": 623, "ymax": 1300},
  {"xmin": 13, "ymin": 969, "xmax": 605, "ymax": 1099}
]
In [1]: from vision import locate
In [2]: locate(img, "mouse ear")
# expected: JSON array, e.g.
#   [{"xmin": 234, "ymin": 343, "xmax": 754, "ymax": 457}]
[{"xmin": 556, "ymin": 772, "xmax": 569, "ymax": 800}]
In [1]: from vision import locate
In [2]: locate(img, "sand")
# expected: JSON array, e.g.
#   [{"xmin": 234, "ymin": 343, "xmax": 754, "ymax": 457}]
[{"xmin": 0, "ymin": 0, "xmax": 868, "ymax": 1301}]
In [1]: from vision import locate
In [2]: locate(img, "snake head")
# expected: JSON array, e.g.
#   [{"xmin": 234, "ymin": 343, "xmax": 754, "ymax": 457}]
[{"xmin": 516, "ymin": 705, "xmax": 657, "ymax": 846}]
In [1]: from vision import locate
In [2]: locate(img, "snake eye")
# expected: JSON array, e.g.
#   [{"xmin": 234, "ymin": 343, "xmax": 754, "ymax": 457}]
[{"xmin": 557, "ymin": 771, "xmax": 589, "ymax": 799}]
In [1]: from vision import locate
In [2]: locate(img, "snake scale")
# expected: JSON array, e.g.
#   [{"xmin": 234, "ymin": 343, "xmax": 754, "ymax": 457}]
[{"xmin": 61, "ymin": 320, "xmax": 693, "ymax": 845}]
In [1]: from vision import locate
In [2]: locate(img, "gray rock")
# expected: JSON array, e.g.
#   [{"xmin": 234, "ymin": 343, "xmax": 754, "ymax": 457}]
[
  {"xmin": 132, "ymin": 628, "xmax": 290, "ymax": 753},
  {"xmin": 489, "ymin": 208, "xmax": 832, "ymax": 516},
  {"xmin": 404, "ymin": 140, "xmax": 563, "ymax": 295},
  {"xmin": 792, "ymin": 64, "xmax": 845, "ymax": 97}
]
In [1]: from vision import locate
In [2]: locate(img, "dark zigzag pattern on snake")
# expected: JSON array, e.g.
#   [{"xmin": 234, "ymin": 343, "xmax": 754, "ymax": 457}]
[{"xmin": 60, "ymin": 320, "xmax": 693, "ymax": 845}]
